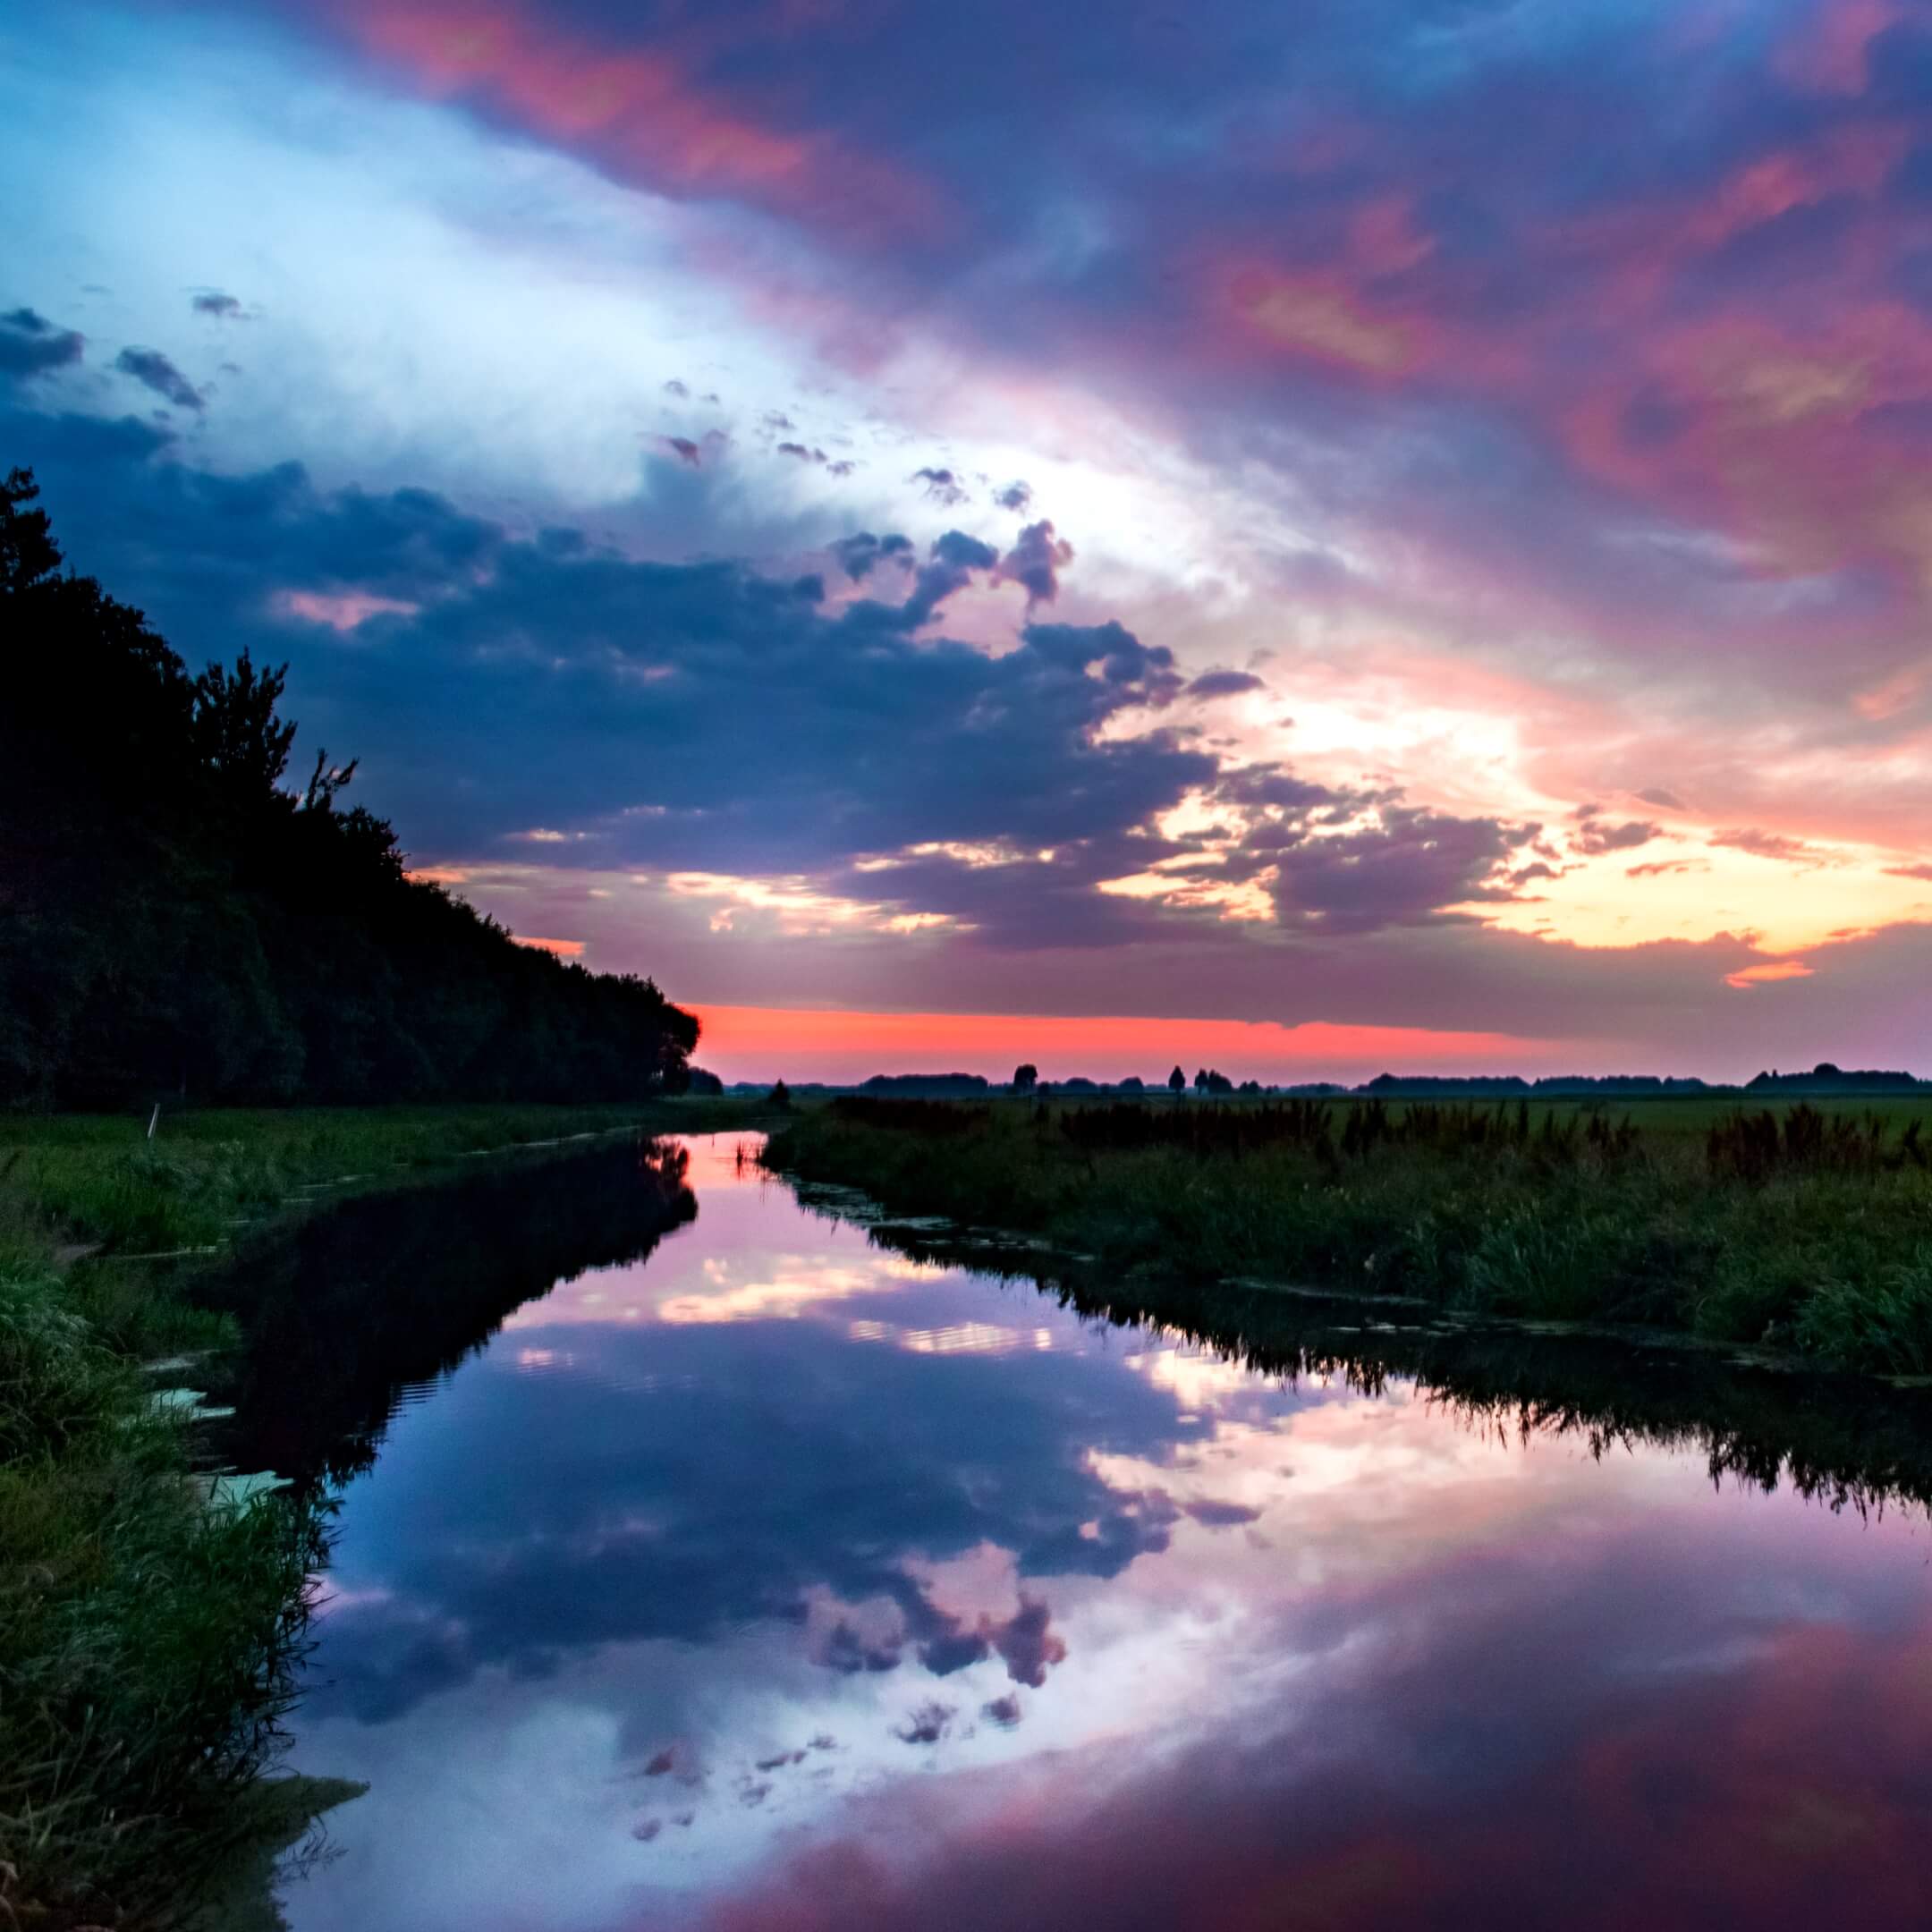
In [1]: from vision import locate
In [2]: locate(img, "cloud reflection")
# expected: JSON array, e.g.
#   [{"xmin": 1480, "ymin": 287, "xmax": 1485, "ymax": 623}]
[{"xmin": 276, "ymin": 1142, "xmax": 1932, "ymax": 1932}]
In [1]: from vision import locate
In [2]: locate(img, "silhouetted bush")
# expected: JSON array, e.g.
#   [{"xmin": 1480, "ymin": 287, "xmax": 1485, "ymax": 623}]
[{"xmin": 1707, "ymin": 1105, "xmax": 1927, "ymax": 1184}]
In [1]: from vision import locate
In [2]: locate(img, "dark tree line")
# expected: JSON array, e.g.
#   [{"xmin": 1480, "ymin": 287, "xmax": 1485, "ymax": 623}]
[{"xmin": 0, "ymin": 469, "xmax": 698, "ymax": 1107}]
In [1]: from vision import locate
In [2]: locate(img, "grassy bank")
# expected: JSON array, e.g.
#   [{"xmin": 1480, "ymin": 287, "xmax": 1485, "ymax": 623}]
[
  {"xmin": 0, "ymin": 1097, "xmax": 760, "ymax": 1929},
  {"xmin": 763, "ymin": 1096, "xmax": 1932, "ymax": 1375}
]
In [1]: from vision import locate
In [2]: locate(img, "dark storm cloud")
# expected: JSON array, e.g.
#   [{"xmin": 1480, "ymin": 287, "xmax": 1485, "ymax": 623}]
[
  {"xmin": 664, "ymin": 435, "xmax": 702, "ymax": 466},
  {"xmin": 776, "ymin": 440, "xmax": 829, "ymax": 463},
  {"xmin": 993, "ymin": 481, "xmax": 1032, "ymax": 513},
  {"xmin": 3, "ymin": 411, "xmax": 1211, "ymax": 885},
  {"xmin": 0, "ymin": 307, "xmax": 83, "ymax": 377},
  {"xmin": 191, "ymin": 291, "xmax": 244, "ymax": 318},
  {"xmin": 114, "ymin": 345, "xmax": 204, "ymax": 411},
  {"xmin": 4, "ymin": 402, "xmax": 1550, "ymax": 953}
]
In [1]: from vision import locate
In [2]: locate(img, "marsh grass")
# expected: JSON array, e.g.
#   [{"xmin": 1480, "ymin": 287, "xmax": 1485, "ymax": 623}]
[
  {"xmin": 767, "ymin": 1096, "xmax": 1932, "ymax": 1374},
  {"xmin": 0, "ymin": 1097, "xmax": 760, "ymax": 1928},
  {"xmin": 0, "ymin": 1256, "xmax": 326, "ymax": 1929}
]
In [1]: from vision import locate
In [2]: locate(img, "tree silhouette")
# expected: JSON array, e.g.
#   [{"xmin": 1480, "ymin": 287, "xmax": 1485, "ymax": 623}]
[
  {"xmin": 193, "ymin": 651, "xmax": 297, "ymax": 807},
  {"xmin": 1168, "ymin": 1064, "xmax": 1186, "ymax": 1095},
  {"xmin": 1012, "ymin": 1063, "xmax": 1038, "ymax": 1093},
  {"xmin": 0, "ymin": 467, "xmax": 698, "ymax": 1106},
  {"xmin": 1, "ymin": 466, "xmax": 59, "ymax": 590}
]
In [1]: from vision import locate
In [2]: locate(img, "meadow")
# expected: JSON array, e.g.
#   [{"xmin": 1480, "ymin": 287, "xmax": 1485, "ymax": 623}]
[
  {"xmin": 763, "ymin": 1093, "xmax": 1932, "ymax": 1376},
  {"xmin": 0, "ymin": 1096, "xmax": 763, "ymax": 1929}
]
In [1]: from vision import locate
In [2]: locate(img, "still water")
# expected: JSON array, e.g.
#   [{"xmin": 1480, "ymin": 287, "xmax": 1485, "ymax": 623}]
[{"xmin": 230, "ymin": 1134, "xmax": 1932, "ymax": 1929}]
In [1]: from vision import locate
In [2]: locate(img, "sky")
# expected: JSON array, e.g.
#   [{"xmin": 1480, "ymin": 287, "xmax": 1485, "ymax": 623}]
[{"xmin": 6, "ymin": 0, "xmax": 1932, "ymax": 1082}]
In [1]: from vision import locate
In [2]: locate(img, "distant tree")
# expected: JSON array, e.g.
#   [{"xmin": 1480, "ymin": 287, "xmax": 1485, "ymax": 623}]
[
  {"xmin": 1198, "ymin": 1068, "xmax": 1233, "ymax": 1096},
  {"xmin": 300, "ymin": 745, "xmax": 360, "ymax": 814},
  {"xmin": 1012, "ymin": 1062, "xmax": 1038, "ymax": 1094},
  {"xmin": 768, "ymin": 1080, "xmax": 792, "ymax": 1109},
  {"xmin": 686, "ymin": 1067, "xmax": 724, "ymax": 1096},
  {"xmin": 193, "ymin": 650, "xmax": 297, "ymax": 807},
  {"xmin": 1167, "ymin": 1064, "xmax": 1186, "ymax": 1095},
  {"xmin": 1, "ymin": 466, "xmax": 59, "ymax": 590}
]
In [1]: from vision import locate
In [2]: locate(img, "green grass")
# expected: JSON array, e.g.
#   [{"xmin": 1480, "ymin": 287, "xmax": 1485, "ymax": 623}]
[
  {"xmin": 0, "ymin": 1095, "xmax": 764, "ymax": 1928},
  {"xmin": 764, "ymin": 1096, "xmax": 1932, "ymax": 1375},
  {"xmin": 0, "ymin": 1097, "xmax": 762, "ymax": 1262}
]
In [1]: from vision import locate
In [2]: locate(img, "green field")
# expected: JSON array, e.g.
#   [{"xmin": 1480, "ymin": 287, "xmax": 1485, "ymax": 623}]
[
  {"xmin": 763, "ymin": 1093, "xmax": 1932, "ymax": 1376},
  {"xmin": 0, "ymin": 1097, "xmax": 767, "ymax": 1265},
  {"xmin": 0, "ymin": 1096, "xmax": 767, "ymax": 1931}
]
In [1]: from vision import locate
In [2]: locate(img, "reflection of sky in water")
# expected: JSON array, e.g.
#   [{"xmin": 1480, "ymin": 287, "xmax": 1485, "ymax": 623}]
[{"xmin": 280, "ymin": 1135, "xmax": 1932, "ymax": 1931}]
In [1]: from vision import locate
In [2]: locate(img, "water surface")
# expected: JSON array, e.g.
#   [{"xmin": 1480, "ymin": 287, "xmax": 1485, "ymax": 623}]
[{"xmin": 241, "ymin": 1134, "xmax": 1932, "ymax": 1929}]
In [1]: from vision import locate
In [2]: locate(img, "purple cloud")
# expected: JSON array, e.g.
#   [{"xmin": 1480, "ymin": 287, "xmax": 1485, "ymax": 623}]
[
  {"xmin": 829, "ymin": 531, "xmax": 914, "ymax": 580},
  {"xmin": 1186, "ymin": 669, "xmax": 1264, "ymax": 700},
  {"xmin": 0, "ymin": 308, "xmax": 83, "ymax": 377},
  {"xmin": 114, "ymin": 346, "xmax": 203, "ymax": 411},
  {"xmin": 911, "ymin": 466, "xmax": 968, "ymax": 507},
  {"xmin": 1572, "ymin": 818, "xmax": 1664, "ymax": 857},
  {"xmin": 996, "ymin": 519, "xmax": 1073, "ymax": 606}
]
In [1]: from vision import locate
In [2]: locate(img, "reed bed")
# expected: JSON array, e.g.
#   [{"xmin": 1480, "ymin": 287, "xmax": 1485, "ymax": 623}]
[{"xmin": 767, "ymin": 1097, "xmax": 1932, "ymax": 1374}]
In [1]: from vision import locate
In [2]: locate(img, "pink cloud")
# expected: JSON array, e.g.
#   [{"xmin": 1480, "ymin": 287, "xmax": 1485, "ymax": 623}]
[
  {"xmin": 1774, "ymin": 0, "xmax": 1903, "ymax": 96},
  {"xmin": 1228, "ymin": 265, "xmax": 1436, "ymax": 380},
  {"xmin": 331, "ymin": 0, "xmax": 940, "ymax": 244},
  {"xmin": 277, "ymin": 588, "xmax": 419, "ymax": 630},
  {"xmin": 1724, "ymin": 961, "xmax": 1814, "ymax": 989}
]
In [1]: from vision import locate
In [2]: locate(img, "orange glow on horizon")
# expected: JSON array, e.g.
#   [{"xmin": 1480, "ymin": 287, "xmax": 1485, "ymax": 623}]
[{"xmin": 691, "ymin": 1005, "xmax": 1587, "ymax": 1086}]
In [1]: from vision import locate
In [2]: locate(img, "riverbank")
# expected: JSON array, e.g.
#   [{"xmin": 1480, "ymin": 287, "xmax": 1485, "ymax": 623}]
[
  {"xmin": 763, "ymin": 1096, "xmax": 1932, "ymax": 1375},
  {"xmin": 0, "ymin": 1097, "xmax": 766, "ymax": 1929}
]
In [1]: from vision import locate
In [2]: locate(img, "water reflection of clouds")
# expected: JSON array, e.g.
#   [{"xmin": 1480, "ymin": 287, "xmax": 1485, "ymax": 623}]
[
  {"xmin": 656, "ymin": 1259, "xmax": 878, "ymax": 1325},
  {"xmin": 293, "ymin": 1289, "xmax": 1201, "ymax": 1732},
  {"xmin": 281, "ymin": 1139, "xmax": 1932, "ymax": 1932},
  {"xmin": 681, "ymin": 1541, "xmax": 1932, "ymax": 1932}
]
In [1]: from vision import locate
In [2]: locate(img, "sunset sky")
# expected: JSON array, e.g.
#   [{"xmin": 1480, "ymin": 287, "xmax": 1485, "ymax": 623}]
[{"xmin": 7, "ymin": 0, "xmax": 1932, "ymax": 1080}]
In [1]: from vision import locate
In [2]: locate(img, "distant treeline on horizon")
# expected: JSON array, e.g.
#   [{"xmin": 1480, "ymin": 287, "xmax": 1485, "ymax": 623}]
[
  {"xmin": 717, "ymin": 1063, "xmax": 1928, "ymax": 1101},
  {"xmin": 1, "ymin": 468, "xmax": 698, "ymax": 1108}
]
